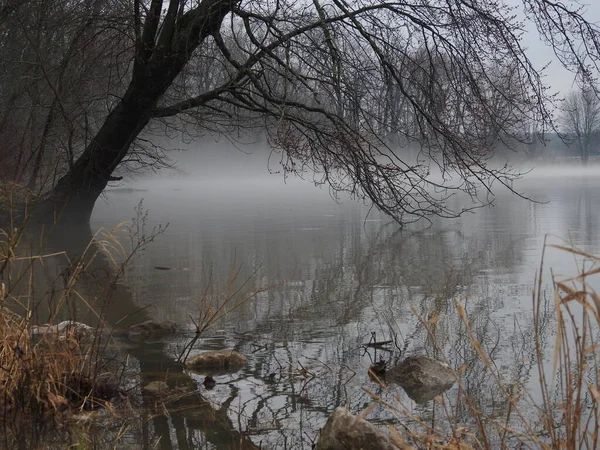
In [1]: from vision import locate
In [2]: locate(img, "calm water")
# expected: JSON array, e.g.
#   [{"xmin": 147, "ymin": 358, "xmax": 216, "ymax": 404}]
[{"xmin": 25, "ymin": 172, "xmax": 600, "ymax": 448}]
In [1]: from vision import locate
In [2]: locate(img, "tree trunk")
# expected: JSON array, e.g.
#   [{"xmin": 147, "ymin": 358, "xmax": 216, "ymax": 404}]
[
  {"xmin": 39, "ymin": 86, "xmax": 153, "ymax": 222},
  {"xmin": 582, "ymin": 136, "xmax": 590, "ymax": 166},
  {"xmin": 35, "ymin": 0, "xmax": 236, "ymax": 223}
]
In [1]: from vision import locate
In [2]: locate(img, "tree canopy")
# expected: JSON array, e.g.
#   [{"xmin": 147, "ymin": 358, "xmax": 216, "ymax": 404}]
[{"xmin": 1, "ymin": 0, "xmax": 599, "ymax": 223}]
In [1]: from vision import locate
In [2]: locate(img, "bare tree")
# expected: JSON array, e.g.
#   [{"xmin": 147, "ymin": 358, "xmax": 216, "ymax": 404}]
[
  {"xmin": 0, "ymin": 0, "xmax": 131, "ymax": 188},
  {"xmin": 520, "ymin": 120, "xmax": 546, "ymax": 160},
  {"xmin": 0, "ymin": 0, "xmax": 597, "ymax": 224},
  {"xmin": 560, "ymin": 87, "xmax": 600, "ymax": 165}
]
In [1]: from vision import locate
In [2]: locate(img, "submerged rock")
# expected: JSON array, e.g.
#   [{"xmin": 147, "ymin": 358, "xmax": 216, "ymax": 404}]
[
  {"xmin": 127, "ymin": 320, "xmax": 178, "ymax": 342},
  {"xmin": 387, "ymin": 355, "xmax": 454, "ymax": 388},
  {"xmin": 387, "ymin": 355, "xmax": 455, "ymax": 403},
  {"xmin": 185, "ymin": 350, "xmax": 247, "ymax": 373},
  {"xmin": 202, "ymin": 376, "xmax": 216, "ymax": 390},
  {"xmin": 315, "ymin": 407, "xmax": 400, "ymax": 450},
  {"xmin": 402, "ymin": 382, "xmax": 455, "ymax": 404},
  {"xmin": 143, "ymin": 381, "xmax": 170, "ymax": 396}
]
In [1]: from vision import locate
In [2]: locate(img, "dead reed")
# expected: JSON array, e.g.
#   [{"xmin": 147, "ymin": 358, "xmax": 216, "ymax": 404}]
[
  {"xmin": 0, "ymin": 200, "xmax": 165, "ymax": 448},
  {"xmin": 366, "ymin": 238, "xmax": 600, "ymax": 449}
]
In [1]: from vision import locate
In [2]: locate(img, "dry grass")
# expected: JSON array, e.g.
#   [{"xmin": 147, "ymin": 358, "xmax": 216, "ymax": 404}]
[
  {"xmin": 365, "ymin": 238, "xmax": 600, "ymax": 450},
  {"xmin": 0, "ymin": 266, "xmax": 122, "ymax": 447},
  {"xmin": 0, "ymin": 309, "xmax": 115, "ymax": 422},
  {"xmin": 177, "ymin": 260, "xmax": 271, "ymax": 364},
  {"xmin": 0, "ymin": 201, "xmax": 166, "ymax": 448},
  {"xmin": 0, "ymin": 198, "xmax": 266, "ymax": 449}
]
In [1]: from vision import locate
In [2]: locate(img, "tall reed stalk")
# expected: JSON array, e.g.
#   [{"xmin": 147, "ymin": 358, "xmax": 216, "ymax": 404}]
[{"xmin": 367, "ymin": 240, "xmax": 600, "ymax": 449}]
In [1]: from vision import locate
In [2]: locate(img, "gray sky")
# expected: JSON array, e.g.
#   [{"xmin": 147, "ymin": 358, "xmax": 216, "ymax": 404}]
[{"xmin": 512, "ymin": 0, "xmax": 600, "ymax": 95}]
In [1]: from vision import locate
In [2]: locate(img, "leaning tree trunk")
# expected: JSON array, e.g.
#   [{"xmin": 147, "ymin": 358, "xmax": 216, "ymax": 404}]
[
  {"xmin": 41, "ymin": 88, "xmax": 154, "ymax": 222},
  {"xmin": 36, "ymin": 0, "xmax": 235, "ymax": 223}
]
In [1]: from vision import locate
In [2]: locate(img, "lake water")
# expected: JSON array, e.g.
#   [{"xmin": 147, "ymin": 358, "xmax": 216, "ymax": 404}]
[{"xmin": 26, "ymin": 170, "xmax": 600, "ymax": 448}]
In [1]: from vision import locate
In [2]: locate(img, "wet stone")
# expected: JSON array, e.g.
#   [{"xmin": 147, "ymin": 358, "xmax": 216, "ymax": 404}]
[
  {"xmin": 315, "ymin": 407, "xmax": 399, "ymax": 450},
  {"xmin": 127, "ymin": 320, "xmax": 178, "ymax": 342},
  {"xmin": 386, "ymin": 355, "xmax": 455, "ymax": 403},
  {"xmin": 185, "ymin": 350, "xmax": 247, "ymax": 373}
]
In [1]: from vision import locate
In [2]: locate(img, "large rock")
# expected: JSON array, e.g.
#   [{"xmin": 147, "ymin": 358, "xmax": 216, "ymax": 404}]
[
  {"xmin": 315, "ymin": 407, "xmax": 400, "ymax": 450},
  {"xmin": 185, "ymin": 350, "xmax": 247, "ymax": 373},
  {"xmin": 127, "ymin": 320, "xmax": 178, "ymax": 342},
  {"xmin": 386, "ymin": 355, "xmax": 455, "ymax": 403}
]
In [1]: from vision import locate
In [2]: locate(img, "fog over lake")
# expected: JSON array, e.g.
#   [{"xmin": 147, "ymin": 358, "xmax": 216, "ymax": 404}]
[
  {"xmin": 5, "ymin": 0, "xmax": 600, "ymax": 446},
  {"xmin": 38, "ymin": 138, "xmax": 594, "ymax": 449}
]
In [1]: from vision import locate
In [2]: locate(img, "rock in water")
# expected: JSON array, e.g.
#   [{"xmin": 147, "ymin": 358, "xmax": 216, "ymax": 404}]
[
  {"xmin": 185, "ymin": 350, "xmax": 247, "ymax": 373},
  {"xmin": 387, "ymin": 355, "xmax": 455, "ymax": 403},
  {"xmin": 315, "ymin": 407, "xmax": 400, "ymax": 450},
  {"xmin": 127, "ymin": 320, "xmax": 178, "ymax": 342},
  {"xmin": 387, "ymin": 355, "xmax": 454, "ymax": 388},
  {"xmin": 202, "ymin": 376, "xmax": 216, "ymax": 390}
]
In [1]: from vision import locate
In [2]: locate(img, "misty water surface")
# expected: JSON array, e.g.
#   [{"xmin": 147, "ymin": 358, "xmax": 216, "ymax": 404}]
[{"xmin": 30, "ymin": 165, "xmax": 600, "ymax": 449}]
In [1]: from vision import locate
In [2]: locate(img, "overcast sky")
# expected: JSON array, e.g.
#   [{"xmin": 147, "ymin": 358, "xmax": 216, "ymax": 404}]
[{"xmin": 512, "ymin": 0, "xmax": 600, "ymax": 95}]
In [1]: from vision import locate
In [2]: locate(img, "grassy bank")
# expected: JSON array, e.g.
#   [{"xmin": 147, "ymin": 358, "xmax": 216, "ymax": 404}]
[
  {"xmin": 0, "ymin": 199, "xmax": 170, "ymax": 449},
  {"xmin": 0, "ymin": 201, "xmax": 266, "ymax": 449}
]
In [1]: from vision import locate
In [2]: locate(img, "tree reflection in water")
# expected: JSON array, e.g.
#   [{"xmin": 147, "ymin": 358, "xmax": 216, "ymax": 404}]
[{"xmin": 14, "ymin": 191, "xmax": 567, "ymax": 448}]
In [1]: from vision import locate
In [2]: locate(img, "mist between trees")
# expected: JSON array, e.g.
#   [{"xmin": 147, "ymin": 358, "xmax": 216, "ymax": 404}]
[
  {"xmin": 559, "ymin": 86, "xmax": 600, "ymax": 165},
  {"xmin": 1, "ymin": 0, "xmax": 599, "ymax": 224}
]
